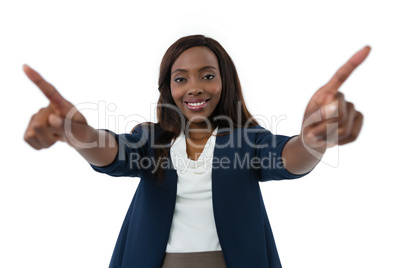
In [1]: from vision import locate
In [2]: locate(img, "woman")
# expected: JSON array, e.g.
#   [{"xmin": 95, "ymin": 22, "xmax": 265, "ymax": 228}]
[{"xmin": 23, "ymin": 34, "xmax": 370, "ymax": 267}]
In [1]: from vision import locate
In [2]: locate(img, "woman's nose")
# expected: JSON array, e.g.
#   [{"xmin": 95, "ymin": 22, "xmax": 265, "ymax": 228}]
[
  {"xmin": 186, "ymin": 80, "xmax": 204, "ymax": 96},
  {"xmin": 187, "ymin": 87, "xmax": 203, "ymax": 96}
]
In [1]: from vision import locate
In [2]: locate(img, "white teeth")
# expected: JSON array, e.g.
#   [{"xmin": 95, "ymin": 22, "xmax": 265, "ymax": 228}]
[{"xmin": 187, "ymin": 101, "xmax": 206, "ymax": 106}]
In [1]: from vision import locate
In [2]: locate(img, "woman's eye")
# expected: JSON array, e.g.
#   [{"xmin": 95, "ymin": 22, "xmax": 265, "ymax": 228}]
[
  {"xmin": 174, "ymin": 78, "xmax": 185, "ymax": 83},
  {"xmin": 204, "ymin": 74, "xmax": 215, "ymax": 80}
]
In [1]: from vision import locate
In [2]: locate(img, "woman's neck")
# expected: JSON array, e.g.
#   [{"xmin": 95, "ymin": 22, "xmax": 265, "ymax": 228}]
[{"xmin": 184, "ymin": 121, "xmax": 217, "ymax": 141}]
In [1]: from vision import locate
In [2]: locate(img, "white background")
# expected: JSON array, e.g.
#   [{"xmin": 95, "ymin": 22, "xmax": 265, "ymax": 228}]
[{"xmin": 1, "ymin": 0, "xmax": 401, "ymax": 267}]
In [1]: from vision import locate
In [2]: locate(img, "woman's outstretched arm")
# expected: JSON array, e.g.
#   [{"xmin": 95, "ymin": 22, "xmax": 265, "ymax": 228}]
[
  {"xmin": 281, "ymin": 46, "xmax": 370, "ymax": 175},
  {"xmin": 23, "ymin": 64, "xmax": 118, "ymax": 167}
]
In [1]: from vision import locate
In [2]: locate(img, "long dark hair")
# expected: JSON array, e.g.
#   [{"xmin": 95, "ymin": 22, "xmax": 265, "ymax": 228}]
[{"xmin": 133, "ymin": 34, "xmax": 259, "ymax": 184}]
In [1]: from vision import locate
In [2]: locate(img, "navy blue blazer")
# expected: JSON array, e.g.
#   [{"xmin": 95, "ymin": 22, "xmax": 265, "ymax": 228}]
[{"xmin": 90, "ymin": 124, "xmax": 311, "ymax": 268}]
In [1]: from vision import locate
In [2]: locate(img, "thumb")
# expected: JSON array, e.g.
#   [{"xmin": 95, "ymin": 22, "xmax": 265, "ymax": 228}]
[
  {"xmin": 48, "ymin": 113, "xmax": 94, "ymax": 149},
  {"xmin": 302, "ymin": 89, "xmax": 338, "ymax": 132},
  {"xmin": 48, "ymin": 114, "xmax": 64, "ymax": 133},
  {"xmin": 307, "ymin": 88, "xmax": 337, "ymax": 115},
  {"xmin": 48, "ymin": 114, "xmax": 68, "ymax": 142}
]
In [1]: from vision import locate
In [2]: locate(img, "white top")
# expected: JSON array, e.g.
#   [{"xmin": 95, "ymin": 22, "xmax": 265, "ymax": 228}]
[{"xmin": 165, "ymin": 127, "xmax": 222, "ymax": 253}]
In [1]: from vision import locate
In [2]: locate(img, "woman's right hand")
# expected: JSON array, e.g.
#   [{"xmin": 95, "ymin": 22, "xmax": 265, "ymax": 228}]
[{"xmin": 23, "ymin": 64, "xmax": 90, "ymax": 150}]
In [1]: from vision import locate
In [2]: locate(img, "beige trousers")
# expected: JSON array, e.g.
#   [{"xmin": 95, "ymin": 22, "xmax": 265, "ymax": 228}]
[{"xmin": 161, "ymin": 250, "xmax": 227, "ymax": 268}]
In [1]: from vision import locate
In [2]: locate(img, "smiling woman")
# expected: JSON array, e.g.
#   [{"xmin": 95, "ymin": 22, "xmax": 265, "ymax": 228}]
[
  {"xmin": 23, "ymin": 33, "xmax": 369, "ymax": 268},
  {"xmin": 147, "ymin": 35, "xmax": 261, "ymax": 184},
  {"xmin": 169, "ymin": 46, "xmax": 223, "ymax": 161}
]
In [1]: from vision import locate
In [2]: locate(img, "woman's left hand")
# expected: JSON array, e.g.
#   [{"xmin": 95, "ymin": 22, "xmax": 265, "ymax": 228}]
[{"xmin": 301, "ymin": 46, "xmax": 371, "ymax": 150}]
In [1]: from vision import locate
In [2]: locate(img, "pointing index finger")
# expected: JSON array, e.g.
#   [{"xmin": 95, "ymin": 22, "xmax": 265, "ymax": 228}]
[
  {"xmin": 23, "ymin": 64, "xmax": 66, "ymax": 106},
  {"xmin": 325, "ymin": 46, "xmax": 371, "ymax": 91}
]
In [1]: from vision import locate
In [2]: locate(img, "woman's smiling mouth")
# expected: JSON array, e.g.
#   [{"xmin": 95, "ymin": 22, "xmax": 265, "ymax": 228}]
[{"xmin": 184, "ymin": 99, "xmax": 210, "ymax": 111}]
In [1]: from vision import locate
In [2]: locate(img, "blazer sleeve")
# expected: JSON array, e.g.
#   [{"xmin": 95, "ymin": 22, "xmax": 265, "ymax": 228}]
[
  {"xmin": 89, "ymin": 125, "xmax": 148, "ymax": 178},
  {"xmin": 254, "ymin": 125, "xmax": 312, "ymax": 182}
]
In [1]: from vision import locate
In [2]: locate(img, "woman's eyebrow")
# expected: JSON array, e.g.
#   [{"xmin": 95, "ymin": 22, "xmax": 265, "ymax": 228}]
[{"xmin": 171, "ymin": 65, "xmax": 217, "ymax": 75}]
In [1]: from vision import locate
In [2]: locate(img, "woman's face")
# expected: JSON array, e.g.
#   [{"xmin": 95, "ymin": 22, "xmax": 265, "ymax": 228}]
[{"xmin": 170, "ymin": 46, "xmax": 222, "ymax": 129}]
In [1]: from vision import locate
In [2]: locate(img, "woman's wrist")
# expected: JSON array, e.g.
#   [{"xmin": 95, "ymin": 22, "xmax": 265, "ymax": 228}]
[{"xmin": 66, "ymin": 123, "xmax": 98, "ymax": 151}]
